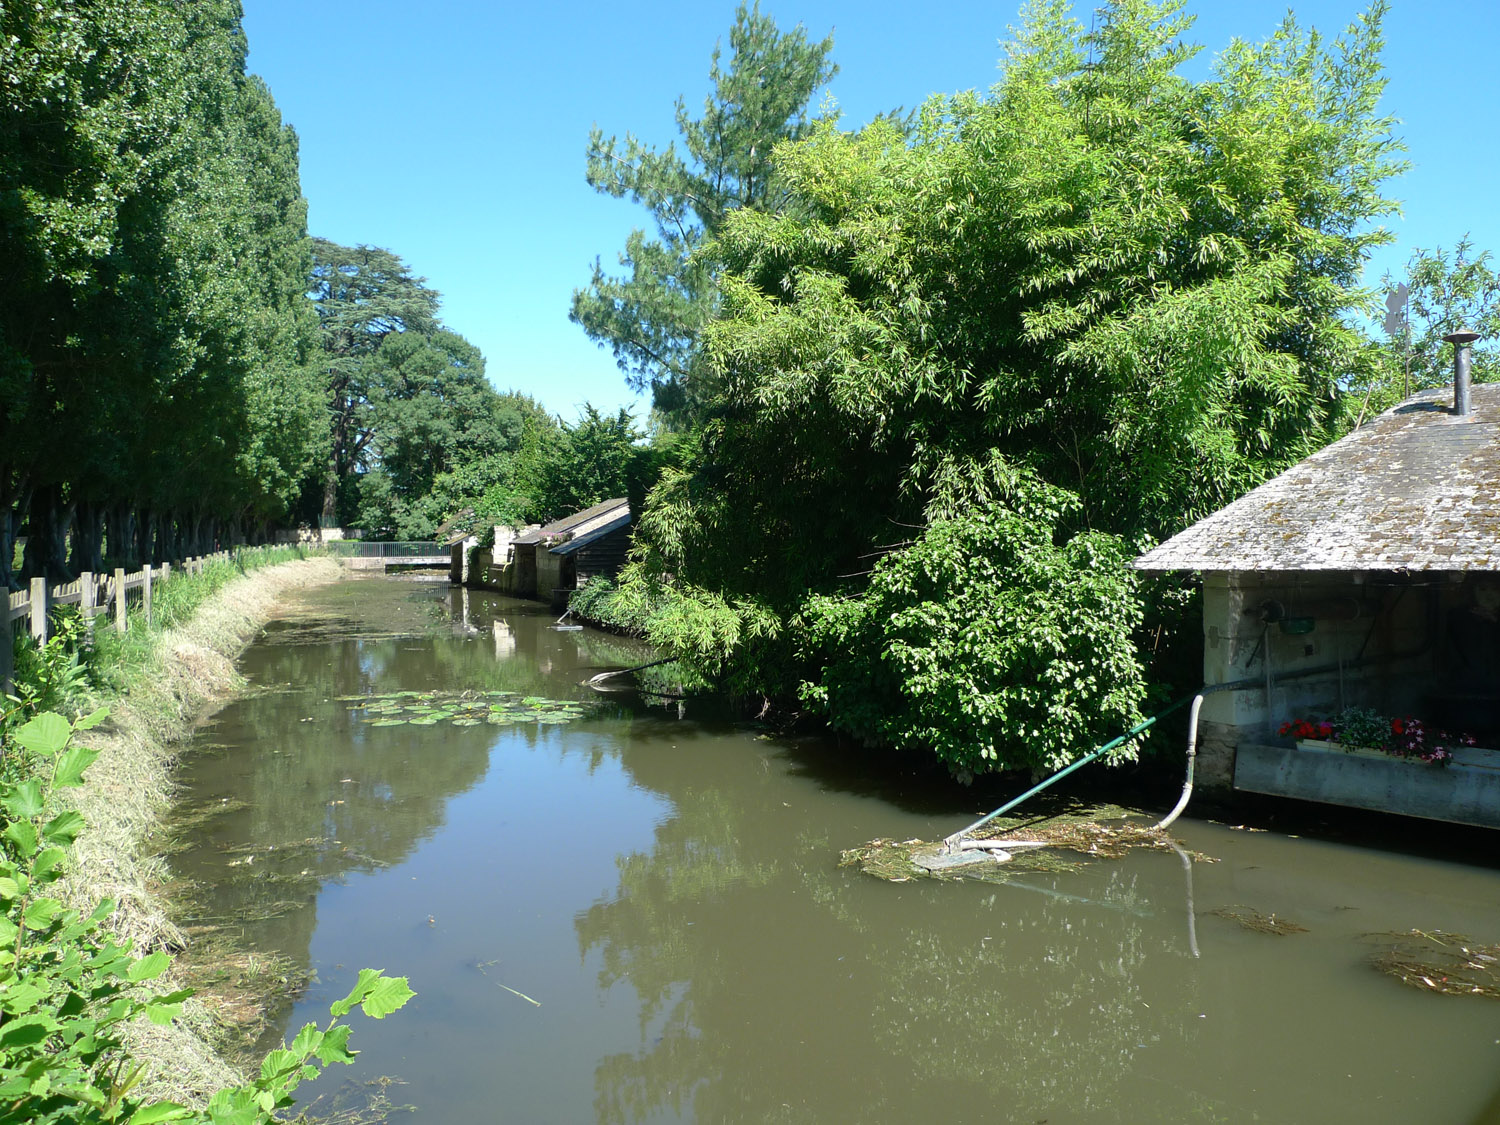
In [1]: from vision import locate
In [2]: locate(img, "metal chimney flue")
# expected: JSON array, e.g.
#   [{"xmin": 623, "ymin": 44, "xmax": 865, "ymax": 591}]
[{"xmin": 1443, "ymin": 328, "xmax": 1480, "ymax": 416}]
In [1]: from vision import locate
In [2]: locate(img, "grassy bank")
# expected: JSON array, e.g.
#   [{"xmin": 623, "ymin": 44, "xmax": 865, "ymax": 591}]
[{"xmin": 48, "ymin": 551, "xmax": 346, "ymax": 1104}]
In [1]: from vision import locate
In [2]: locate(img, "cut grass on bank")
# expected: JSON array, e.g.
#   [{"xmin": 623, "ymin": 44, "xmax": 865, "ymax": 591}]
[{"xmin": 25, "ymin": 549, "xmax": 346, "ymax": 1106}]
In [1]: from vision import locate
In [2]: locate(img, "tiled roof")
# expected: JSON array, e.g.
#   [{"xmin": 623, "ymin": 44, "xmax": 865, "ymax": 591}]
[
  {"xmin": 549, "ymin": 513, "xmax": 631, "ymax": 556},
  {"xmin": 513, "ymin": 498, "xmax": 629, "ymax": 545},
  {"xmin": 1134, "ymin": 384, "xmax": 1500, "ymax": 573}
]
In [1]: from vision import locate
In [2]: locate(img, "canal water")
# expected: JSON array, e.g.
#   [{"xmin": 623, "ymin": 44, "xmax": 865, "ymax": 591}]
[{"xmin": 167, "ymin": 576, "xmax": 1500, "ymax": 1124}]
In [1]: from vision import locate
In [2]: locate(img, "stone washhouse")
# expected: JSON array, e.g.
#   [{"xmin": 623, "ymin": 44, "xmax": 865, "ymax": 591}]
[
  {"xmin": 1135, "ymin": 352, "xmax": 1500, "ymax": 828},
  {"xmin": 452, "ymin": 497, "xmax": 631, "ymax": 607}
]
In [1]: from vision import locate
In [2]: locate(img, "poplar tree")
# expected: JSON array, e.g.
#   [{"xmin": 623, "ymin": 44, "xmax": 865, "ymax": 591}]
[
  {"xmin": 0, "ymin": 0, "xmax": 323, "ymax": 581},
  {"xmin": 570, "ymin": 2, "xmax": 836, "ymax": 418}
]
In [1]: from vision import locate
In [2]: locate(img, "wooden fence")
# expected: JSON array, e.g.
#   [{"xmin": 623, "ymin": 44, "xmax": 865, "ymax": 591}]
[{"xmin": 1, "ymin": 550, "xmax": 231, "ymax": 694}]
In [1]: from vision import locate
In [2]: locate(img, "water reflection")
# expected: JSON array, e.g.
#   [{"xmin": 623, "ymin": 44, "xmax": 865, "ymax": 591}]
[
  {"xmin": 574, "ymin": 733, "xmax": 1212, "ymax": 1123},
  {"xmin": 167, "ymin": 577, "xmax": 1500, "ymax": 1125}
]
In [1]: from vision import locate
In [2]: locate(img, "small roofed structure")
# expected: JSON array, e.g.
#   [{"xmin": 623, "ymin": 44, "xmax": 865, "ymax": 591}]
[
  {"xmin": 1136, "ymin": 370, "xmax": 1500, "ymax": 828},
  {"xmin": 1135, "ymin": 389, "xmax": 1499, "ymax": 574},
  {"xmin": 469, "ymin": 498, "xmax": 632, "ymax": 606}
]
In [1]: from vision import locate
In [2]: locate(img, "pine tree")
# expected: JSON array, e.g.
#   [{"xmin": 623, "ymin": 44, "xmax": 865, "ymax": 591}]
[{"xmin": 570, "ymin": 2, "xmax": 836, "ymax": 419}]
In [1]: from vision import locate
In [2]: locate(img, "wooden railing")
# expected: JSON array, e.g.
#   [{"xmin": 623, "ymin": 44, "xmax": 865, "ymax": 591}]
[{"xmin": 1, "ymin": 551, "xmax": 230, "ymax": 694}]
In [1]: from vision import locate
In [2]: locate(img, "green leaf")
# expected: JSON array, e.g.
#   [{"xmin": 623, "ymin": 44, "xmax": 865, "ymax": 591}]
[
  {"xmin": 3, "ymin": 779, "xmax": 44, "ymax": 819},
  {"xmin": 42, "ymin": 811, "xmax": 86, "ymax": 846},
  {"xmin": 360, "ymin": 974, "xmax": 415, "ymax": 1019},
  {"xmin": 128, "ymin": 1101, "xmax": 194, "ymax": 1124},
  {"xmin": 53, "ymin": 745, "xmax": 100, "ymax": 789},
  {"xmin": 22, "ymin": 896, "xmax": 63, "ymax": 930},
  {"xmin": 144, "ymin": 1001, "xmax": 184, "ymax": 1026},
  {"xmin": 314, "ymin": 1023, "xmax": 355, "ymax": 1065},
  {"xmin": 0, "ymin": 981, "xmax": 45, "ymax": 1015},
  {"xmin": 288, "ymin": 1023, "xmax": 322, "ymax": 1057},
  {"xmin": 0, "ymin": 875, "xmax": 20, "ymax": 900},
  {"xmin": 128, "ymin": 951, "xmax": 171, "ymax": 983},
  {"xmin": 0, "ymin": 1013, "xmax": 59, "ymax": 1048},
  {"xmin": 31, "ymin": 847, "xmax": 67, "ymax": 881},
  {"xmin": 259, "ymin": 1047, "xmax": 299, "ymax": 1083},
  {"xmin": 3, "ymin": 821, "xmax": 38, "ymax": 857},
  {"xmin": 329, "ymin": 968, "xmax": 382, "ymax": 1019},
  {"xmin": 74, "ymin": 707, "xmax": 110, "ymax": 731},
  {"xmin": 205, "ymin": 1087, "xmax": 262, "ymax": 1125},
  {"xmin": 13, "ymin": 712, "xmax": 72, "ymax": 758}
]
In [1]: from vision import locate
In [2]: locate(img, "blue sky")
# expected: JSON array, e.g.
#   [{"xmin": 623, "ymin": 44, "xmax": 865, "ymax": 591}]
[{"xmin": 240, "ymin": 0, "xmax": 1500, "ymax": 421}]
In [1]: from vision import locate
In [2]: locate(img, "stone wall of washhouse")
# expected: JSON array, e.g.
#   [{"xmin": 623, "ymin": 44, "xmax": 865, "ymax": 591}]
[{"xmin": 1196, "ymin": 570, "xmax": 1454, "ymax": 790}]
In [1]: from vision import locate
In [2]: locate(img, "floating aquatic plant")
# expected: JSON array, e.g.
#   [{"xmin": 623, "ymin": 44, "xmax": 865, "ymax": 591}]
[{"xmin": 337, "ymin": 689, "xmax": 589, "ymax": 728}]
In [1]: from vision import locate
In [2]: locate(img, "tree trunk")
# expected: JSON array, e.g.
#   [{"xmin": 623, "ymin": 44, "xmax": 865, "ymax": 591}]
[
  {"xmin": 107, "ymin": 503, "xmax": 138, "ymax": 571},
  {"xmin": 0, "ymin": 470, "xmax": 28, "ymax": 592},
  {"xmin": 21, "ymin": 485, "xmax": 75, "ymax": 583},
  {"xmin": 70, "ymin": 501, "xmax": 105, "ymax": 576},
  {"xmin": 142, "ymin": 510, "xmax": 160, "ymax": 565},
  {"xmin": 0, "ymin": 503, "xmax": 18, "ymax": 592}
]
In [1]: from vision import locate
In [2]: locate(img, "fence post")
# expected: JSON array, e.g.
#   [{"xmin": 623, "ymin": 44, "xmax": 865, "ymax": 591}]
[
  {"xmin": 29, "ymin": 577, "xmax": 47, "ymax": 645},
  {"xmin": 114, "ymin": 568, "xmax": 127, "ymax": 633},
  {"xmin": 142, "ymin": 565, "xmax": 153, "ymax": 625},
  {"xmin": 80, "ymin": 571, "xmax": 95, "ymax": 638}
]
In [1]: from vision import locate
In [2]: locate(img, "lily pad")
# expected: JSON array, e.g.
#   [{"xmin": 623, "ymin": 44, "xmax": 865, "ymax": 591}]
[{"xmin": 341, "ymin": 689, "xmax": 592, "ymax": 729}]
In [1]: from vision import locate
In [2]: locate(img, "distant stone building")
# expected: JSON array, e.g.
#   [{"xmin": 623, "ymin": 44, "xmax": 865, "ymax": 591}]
[
  {"xmin": 465, "ymin": 498, "xmax": 631, "ymax": 607},
  {"xmin": 1134, "ymin": 381, "xmax": 1500, "ymax": 827}
]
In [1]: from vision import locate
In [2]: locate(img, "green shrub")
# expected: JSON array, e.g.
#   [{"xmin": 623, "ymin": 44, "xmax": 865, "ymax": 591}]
[{"xmin": 797, "ymin": 499, "xmax": 1148, "ymax": 777}]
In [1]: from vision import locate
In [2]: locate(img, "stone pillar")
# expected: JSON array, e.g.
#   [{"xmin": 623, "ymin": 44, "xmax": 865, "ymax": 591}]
[{"xmin": 494, "ymin": 525, "xmax": 516, "ymax": 566}]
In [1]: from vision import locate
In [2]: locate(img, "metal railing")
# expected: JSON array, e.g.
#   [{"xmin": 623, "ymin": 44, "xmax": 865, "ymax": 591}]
[{"xmin": 326, "ymin": 541, "xmax": 449, "ymax": 559}]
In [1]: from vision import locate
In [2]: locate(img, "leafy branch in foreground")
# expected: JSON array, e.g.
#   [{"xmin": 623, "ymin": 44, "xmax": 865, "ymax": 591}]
[{"xmin": 0, "ymin": 710, "xmax": 413, "ymax": 1125}]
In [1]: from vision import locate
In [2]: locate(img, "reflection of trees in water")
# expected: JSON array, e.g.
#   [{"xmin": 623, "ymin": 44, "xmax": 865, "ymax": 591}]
[
  {"xmin": 577, "ymin": 739, "xmax": 1220, "ymax": 1124},
  {"xmin": 868, "ymin": 873, "xmax": 1165, "ymax": 1120},
  {"xmin": 173, "ymin": 604, "xmax": 641, "ymax": 968},
  {"xmin": 170, "ymin": 637, "xmax": 507, "ymax": 1012}
]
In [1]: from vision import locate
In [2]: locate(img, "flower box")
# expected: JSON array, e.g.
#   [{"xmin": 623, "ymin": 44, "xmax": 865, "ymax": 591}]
[
  {"xmin": 1237, "ymin": 741, "xmax": 1500, "ymax": 828},
  {"xmin": 1295, "ymin": 739, "xmax": 1392, "ymax": 761}
]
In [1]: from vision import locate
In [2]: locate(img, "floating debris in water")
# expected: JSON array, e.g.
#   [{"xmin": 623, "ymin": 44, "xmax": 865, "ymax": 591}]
[
  {"xmin": 842, "ymin": 806, "xmax": 1208, "ymax": 883},
  {"xmin": 1206, "ymin": 907, "xmax": 1309, "ymax": 935},
  {"xmin": 336, "ymin": 689, "xmax": 588, "ymax": 727},
  {"xmin": 1363, "ymin": 929, "xmax": 1500, "ymax": 999}
]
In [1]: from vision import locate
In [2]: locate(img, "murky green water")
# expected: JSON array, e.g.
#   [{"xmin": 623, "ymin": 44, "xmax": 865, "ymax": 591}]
[{"xmin": 168, "ymin": 576, "xmax": 1500, "ymax": 1124}]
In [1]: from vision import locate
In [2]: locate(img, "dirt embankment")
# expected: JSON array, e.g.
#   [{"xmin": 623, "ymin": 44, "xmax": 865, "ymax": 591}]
[{"xmin": 62, "ymin": 556, "xmax": 345, "ymax": 1105}]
